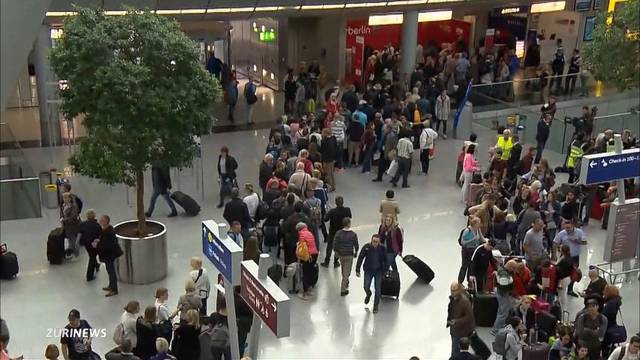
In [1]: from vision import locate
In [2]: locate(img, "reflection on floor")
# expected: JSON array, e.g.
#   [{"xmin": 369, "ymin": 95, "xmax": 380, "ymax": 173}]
[{"xmin": 1, "ymin": 122, "xmax": 638, "ymax": 359}]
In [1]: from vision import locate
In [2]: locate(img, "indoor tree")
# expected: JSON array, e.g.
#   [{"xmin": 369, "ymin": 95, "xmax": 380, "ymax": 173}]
[
  {"xmin": 583, "ymin": 0, "xmax": 640, "ymax": 90},
  {"xmin": 50, "ymin": 7, "xmax": 220, "ymax": 235}
]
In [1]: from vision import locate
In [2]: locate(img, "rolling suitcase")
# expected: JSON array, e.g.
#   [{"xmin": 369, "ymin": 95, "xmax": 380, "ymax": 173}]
[
  {"xmin": 0, "ymin": 251, "xmax": 19, "ymax": 279},
  {"xmin": 535, "ymin": 311, "xmax": 557, "ymax": 342},
  {"xmin": 402, "ymin": 254, "xmax": 435, "ymax": 284},
  {"xmin": 170, "ymin": 191, "xmax": 201, "ymax": 216},
  {"xmin": 268, "ymin": 264, "xmax": 283, "ymax": 286},
  {"xmin": 381, "ymin": 270, "xmax": 401, "ymax": 299},
  {"xmin": 47, "ymin": 228, "xmax": 65, "ymax": 265},
  {"xmin": 522, "ymin": 342, "xmax": 550, "ymax": 360},
  {"xmin": 471, "ymin": 291, "xmax": 498, "ymax": 327}
]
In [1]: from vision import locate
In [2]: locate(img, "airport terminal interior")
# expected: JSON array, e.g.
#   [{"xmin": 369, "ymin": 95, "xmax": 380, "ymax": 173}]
[{"xmin": 1, "ymin": 0, "xmax": 639, "ymax": 359}]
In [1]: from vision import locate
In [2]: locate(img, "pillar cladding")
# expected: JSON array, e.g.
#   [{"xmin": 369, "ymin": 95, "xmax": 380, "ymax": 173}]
[
  {"xmin": 400, "ymin": 10, "xmax": 419, "ymax": 78},
  {"xmin": 34, "ymin": 24, "xmax": 61, "ymax": 147}
]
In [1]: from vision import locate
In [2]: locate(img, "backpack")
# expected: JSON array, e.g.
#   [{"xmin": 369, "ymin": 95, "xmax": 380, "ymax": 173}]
[
  {"xmin": 113, "ymin": 322, "xmax": 124, "ymax": 345},
  {"xmin": 296, "ymin": 240, "xmax": 310, "ymax": 262},
  {"xmin": 307, "ymin": 199, "xmax": 322, "ymax": 225},
  {"xmin": 492, "ymin": 326, "xmax": 510, "ymax": 356},
  {"xmin": 209, "ymin": 322, "xmax": 230, "ymax": 349},
  {"xmin": 255, "ymin": 200, "xmax": 269, "ymax": 221},
  {"xmin": 245, "ymin": 84, "xmax": 257, "ymax": 104},
  {"xmin": 413, "ymin": 108, "xmax": 421, "ymax": 124},
  {"xmin": 262, "ymin": 225, "xmax": 279, "ymax": 247}
]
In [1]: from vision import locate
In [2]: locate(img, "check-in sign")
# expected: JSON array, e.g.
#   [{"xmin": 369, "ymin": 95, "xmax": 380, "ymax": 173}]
[
  {"xmin": 240, "ymin": 260, "xmax": 290, "ymax": 338},
  {"xmin": 579, "ymin": 148, "xmax": 640, "ymax": 185},
  {"xmin": 202, "ymin": 220, "xmax": 243, "ymax": 286}
]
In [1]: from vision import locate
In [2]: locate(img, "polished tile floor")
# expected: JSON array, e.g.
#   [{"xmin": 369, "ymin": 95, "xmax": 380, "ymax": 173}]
[{"xmin": 1, "ymin": 121, "xmax": 638, "ymax": 360}]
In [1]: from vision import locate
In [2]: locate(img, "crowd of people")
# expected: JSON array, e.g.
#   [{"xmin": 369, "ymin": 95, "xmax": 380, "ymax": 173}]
[{"xmin": 2, "ymin": 44, "xmax": 639, "ymax": 360}]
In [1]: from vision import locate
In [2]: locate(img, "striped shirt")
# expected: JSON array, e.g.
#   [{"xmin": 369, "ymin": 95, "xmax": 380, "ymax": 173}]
[{"xmin": 396, "ymin": 138, "xmax": 414, "ymax": 159}]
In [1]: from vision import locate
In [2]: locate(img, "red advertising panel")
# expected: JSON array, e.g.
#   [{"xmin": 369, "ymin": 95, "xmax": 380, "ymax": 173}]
[{"xmin": 345, "ymin": 19, "xmax": 471, "ymax": 84}]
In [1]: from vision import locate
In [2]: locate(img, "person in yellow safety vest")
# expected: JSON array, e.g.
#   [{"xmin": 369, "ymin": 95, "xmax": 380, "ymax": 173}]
[
  {"xmin": 566, "ymin": 133, "xmax": 589, "ymax": 183},
  {"xmin": 495, "ymin": 129, "xmax": 514, "ymax": 161}
]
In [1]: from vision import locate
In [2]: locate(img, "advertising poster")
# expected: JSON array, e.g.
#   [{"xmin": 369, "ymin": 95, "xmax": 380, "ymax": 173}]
[
  {"xmin": 575, "ymin": 0, "xmax": 592, "ymax": 11},
  {"xmin": 584, "ymin": 16, "xmax": 596, "ymax": 41}
]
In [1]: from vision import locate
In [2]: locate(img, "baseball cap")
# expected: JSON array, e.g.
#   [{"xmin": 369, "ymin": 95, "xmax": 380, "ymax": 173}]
[{"xmin": 68, "ymin": 309, "xmax": 80, "ymax": 320}]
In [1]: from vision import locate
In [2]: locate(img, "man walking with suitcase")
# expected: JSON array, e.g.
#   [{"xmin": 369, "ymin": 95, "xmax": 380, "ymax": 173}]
[
  {"xmin": 145, "ymin": 165, "xmax": 177, "ymax": 218},
  {"xmin": 356, "ymin": 234, "xmax": 387, "ymax": 314},
  {"xmin": 333, "ymin": 218, "xmax": 359, "ymax": 296}
]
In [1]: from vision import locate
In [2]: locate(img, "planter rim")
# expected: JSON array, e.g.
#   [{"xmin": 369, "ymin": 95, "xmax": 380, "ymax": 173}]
[{"xmin": 114, "ymin": 219, "xmax": 167, "ymax": 240}]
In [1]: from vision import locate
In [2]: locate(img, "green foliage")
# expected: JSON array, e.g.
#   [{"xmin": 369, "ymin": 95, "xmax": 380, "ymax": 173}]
[
  {"xmin": 583, "ymin": 0, "xmax": 640, "ymax": 90},
  {"xmin": 50, "ymin": 7, "xmax": 220, "ymax": 187}
]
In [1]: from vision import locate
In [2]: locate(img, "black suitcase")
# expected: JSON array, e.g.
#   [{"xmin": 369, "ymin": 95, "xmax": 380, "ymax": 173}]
[
  {"xmin": 522, "ymin": 343, "xmax": 550, "ymax": 360},
  {"xmin": 170, "ymin": 191, "xmax": 201, "ymax": 216},
  {"xmin": 47, "ymin": 228, "xmax": 65, "ymax": 265},
  {"xmin": 469, "ymin": 331, "xmax": 491, "ymax": 360},
  {"xmin": 536, "ymin": 311, "xmax": 558, "ymax": 342},
  {"xmin": 0, "ymin": 251, "xmax": 19, "ymax": 279},
  {"xmin": 402, "ymin": 254, "xmax": 435, "ymax": 284},
  {"xmin": 471, "ymin": 292, "xmax": 498, "ymax": 327},
  {"xmin": 381, "ymin": 270, "xmax": 400, "ymax": 299}
]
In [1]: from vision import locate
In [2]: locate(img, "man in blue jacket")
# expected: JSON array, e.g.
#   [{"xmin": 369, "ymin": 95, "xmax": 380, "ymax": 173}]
[{"xmin": 356, "ymin": 234, "xmax": 387, "ymax": 313}]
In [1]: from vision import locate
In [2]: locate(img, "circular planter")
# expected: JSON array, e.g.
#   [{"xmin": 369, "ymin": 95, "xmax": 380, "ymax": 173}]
[{"xmin": 114, "ymin": 220, "xmax": 167, "ymax": 285}]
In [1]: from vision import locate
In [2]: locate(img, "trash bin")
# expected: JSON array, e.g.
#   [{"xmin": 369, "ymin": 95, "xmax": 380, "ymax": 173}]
[{"xmin": 44, "ymin": 184, "xmax": 59, "ymax": 209}]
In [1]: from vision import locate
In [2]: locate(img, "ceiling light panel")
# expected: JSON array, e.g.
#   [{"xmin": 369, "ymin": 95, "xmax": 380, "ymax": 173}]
[
  {"xmin": 368, "ymin": 13, "xmax": 404, "ymax": 25},
  {"xmin": 530, "ymin": 1, "xmax": 566, "ymax": 13}
]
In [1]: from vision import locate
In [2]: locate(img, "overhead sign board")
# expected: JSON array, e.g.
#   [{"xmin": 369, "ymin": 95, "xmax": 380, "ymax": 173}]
[
  {"xmin": 202, "ymin": 220, "xmax": 243, "ymax": 286},
  {"xmin": 605, "ymin": 198, "xmax": 640, "ymax": 262},
  {"xmin": 240, "ymin": 260, "xmax": 290, "ymax": 338},
  {"xmin": 579, "ymin": 148, "xmax": 640, "ymax": 185}
]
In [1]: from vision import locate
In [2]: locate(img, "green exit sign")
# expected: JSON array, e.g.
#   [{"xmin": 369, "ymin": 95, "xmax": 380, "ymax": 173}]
[{"xmin": 259, "ymin": 30, "xmax": 276, "ymax": 42}]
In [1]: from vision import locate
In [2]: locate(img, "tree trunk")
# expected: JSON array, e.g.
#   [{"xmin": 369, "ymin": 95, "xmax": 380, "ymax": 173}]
[{"xmin": 136, "ymin": 169, "xmax": 146, "ymax": 236}]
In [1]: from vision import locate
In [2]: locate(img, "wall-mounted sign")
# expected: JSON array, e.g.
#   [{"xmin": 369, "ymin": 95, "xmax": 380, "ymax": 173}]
[
  {"xmin": 593, "ymin": 0, "xmax": 602, "ymax": 10},
  {"xmin": 202, "ymin": 220, "xmax": 243, "ymax": 286},
  {"xmin": 575, "ymin": 0, "xmax": 592, "ymax": 11},
  {"xmin": 604, "ymin": 198, "xmax": 640, "ymax": 262},
  {"xmin": 259, "ymin": 29, "xmax": 276, "ymax": 42},
  {"xmin": 491, "ymin": 6, "xmax": 529, "ymax": 16}
]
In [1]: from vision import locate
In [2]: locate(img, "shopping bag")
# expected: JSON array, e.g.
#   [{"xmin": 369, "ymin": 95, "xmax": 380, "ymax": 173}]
[{"xmin": 386, "ymin": 159, "xmax": 398, "ymax": 177}]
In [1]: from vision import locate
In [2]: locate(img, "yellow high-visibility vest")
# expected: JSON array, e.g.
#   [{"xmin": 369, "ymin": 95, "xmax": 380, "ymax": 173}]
[
  {"xmin": 496, "ymin": 136, "xmax": 513, "ymax": 160},
  {"xmin": 566, "ymin": 143, "xmax": 585, "ymax": 168}
]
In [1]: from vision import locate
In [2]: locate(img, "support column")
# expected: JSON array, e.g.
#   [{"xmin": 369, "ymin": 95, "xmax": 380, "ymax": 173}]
[
  {"xmin": 34, "ymin": 24, "xmax": 61, "ymax": 147},
  {"xmin": 400, "ymin": 10, "xmax": 419, "ymax": 78}
]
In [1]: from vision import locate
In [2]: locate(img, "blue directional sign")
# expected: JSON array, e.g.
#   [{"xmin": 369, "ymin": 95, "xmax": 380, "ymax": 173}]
[
  {"xmin": 580, "ymin": 148, "xmax": 640, "ymax": 185},
  {"xmin": 202, "ymin": 220, "xmax": 243, "ymax": 286}
]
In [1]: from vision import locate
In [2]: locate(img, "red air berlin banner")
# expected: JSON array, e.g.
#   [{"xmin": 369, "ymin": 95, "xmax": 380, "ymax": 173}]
[{"xmin": 345, "ymin": 19, "xmax": 471, "ymax": 84}]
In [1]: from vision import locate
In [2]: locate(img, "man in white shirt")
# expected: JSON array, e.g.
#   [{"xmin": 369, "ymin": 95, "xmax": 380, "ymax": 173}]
[
  {"xmin": 608, "ymin": 335, "xmax": 640, "ymax": 360},
  {"xmin": 242, "ymin": 183, "xmax": 260, "ymax": 223},
  {"xmin": 391, "ymin": 131, "xmax": 414, "ymax": 188},
  {"xmin": 419, "ymin": 118, "xmax": 438, "ymax": 175},
  {"xmin": 189, "ymin": 256, "xmax": 211, "ymax": 315}
]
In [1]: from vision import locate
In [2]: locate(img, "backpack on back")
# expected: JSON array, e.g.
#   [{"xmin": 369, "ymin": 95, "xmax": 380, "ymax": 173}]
[
  {"xmin": 307, "ymin": 199, "xmax": 322, "ymax": 225},
  {"xmin": 492, "ymin": 326, "xmax": 510, "ymax": 356},
  {"xmin": 209, "ymin": 322, "xmax": 230, "ymax": 349},
  {"xmin": 496, "ymin": 266, "xmax": 514, "ymax": 287},
  {"xmin": 113, "ymin": 322, "xmax": 124, "ymax": 345},
  {"xmin": 296, "ymin": 240, "xmax": 310, "ymax": 262}
]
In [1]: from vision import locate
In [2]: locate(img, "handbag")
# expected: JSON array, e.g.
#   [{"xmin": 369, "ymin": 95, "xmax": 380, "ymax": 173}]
[{"xmin": 606, "ymin": 309, "xmax": 627, "ymax": 344}]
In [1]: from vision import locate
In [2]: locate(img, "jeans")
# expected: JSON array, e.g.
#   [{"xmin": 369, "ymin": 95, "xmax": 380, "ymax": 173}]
[
  {"xmin": 535, "ymin": 140, "xmax": 546, "ymax": 164},
  {"xmin": 339, "ymin": 255, "xmax": 354, "ymax": 292},
  {"xmin": 386, "ymin": 252, "xmax": 398, "ymax": 272},
  {"xmin": 200, "ymin": 297, "xmax": 208, "ymax": 316},
  {"xmin": 147, "ymin": 190, "xmax": 177, "ymax": 215},
  {"xmin": 323, "ymin": 231, "xmax": 339, "ymax": 265},
  {"xmin": 451, "ymin": 334, "xmax": 462, "ymax": 357},
  {"xmin": 361, "ymin": 146, "xmax": 375, "ymax": 173},
  {"xmin": 264, "ymin": 245, "xmax": 278, "ymax": 262},
  {"xmin": 85, "ymin": 245, "xmax": 98, "ymax": 280},
  {"xmin": 420, "ymin": 149, "xmax": 431, "ymax": 174},
  {"xmin": 458, "ymin": 247, "xmax": 475, "ymax": 284},
  {"xmin": 105, "ymin": 260, "xmax": 118, "ymax": 292},
  {"xmin": 391, "ymin": 157, "xmax": 411, "ymax": 187},
  {"xmin": 348, "ymin": 141, "xmax": 361, "ymax": 166},
  {"xmin": 492, "ymin": 292, "xmax": 515, "ymax": 331},
  {"xmin": 363, "ymin": 270, "xmax": 383, "ymax": 306}
]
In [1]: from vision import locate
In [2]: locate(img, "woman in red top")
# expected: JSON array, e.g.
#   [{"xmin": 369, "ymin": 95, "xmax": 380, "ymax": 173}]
[
  {"xmin": 360, "ymin": 121, "xmax": 377, "ymax": 173},
  {"xmin": 326, "ymin": 93, "xmax": 338, "ymax": 115}
]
